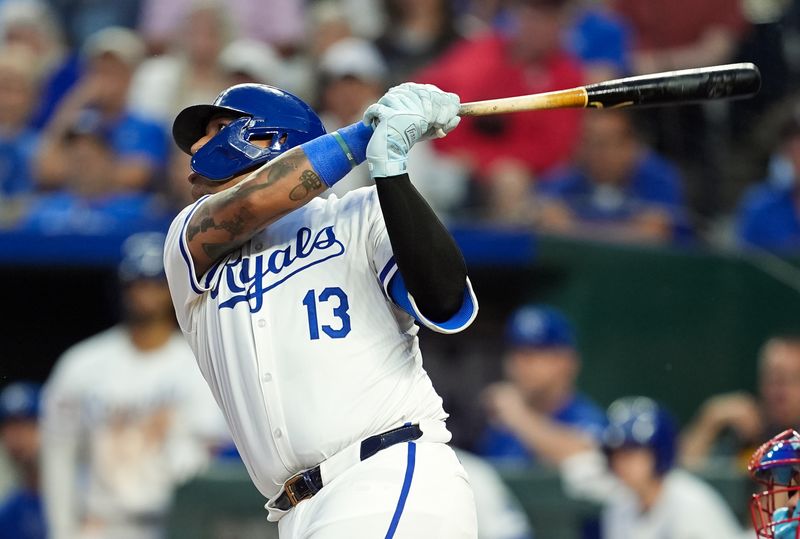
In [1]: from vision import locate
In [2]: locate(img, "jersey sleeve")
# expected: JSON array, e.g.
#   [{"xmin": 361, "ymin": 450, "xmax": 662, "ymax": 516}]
[
  {"xmin": 163, "ymin": 196, "xmax": 226, "ymax": 332},
  {"xmin": 363, "ymin": 187, "xmax": 478, "ymax": 334}
]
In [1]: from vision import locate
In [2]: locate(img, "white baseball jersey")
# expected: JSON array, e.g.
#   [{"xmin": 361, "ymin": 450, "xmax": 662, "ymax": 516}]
[
  {"xmin": 41, "ymin": 326, "xmax": 229, "ymax": 539},
  {"xmin": 560, "ymin": 451, "xmax": 745, "ymax": 539},
  {"xmin": 163, "ymin": 186, "xmax": 478, "ymax": 506}
]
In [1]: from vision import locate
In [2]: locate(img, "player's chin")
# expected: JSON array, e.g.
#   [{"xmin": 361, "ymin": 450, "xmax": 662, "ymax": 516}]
[{"xmin": 189, "ymin": 175, "xmax": 226, "ymax": 200}]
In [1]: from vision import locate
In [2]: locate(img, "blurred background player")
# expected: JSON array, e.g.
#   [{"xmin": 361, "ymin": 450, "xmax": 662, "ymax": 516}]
[
  {"xmin": 559, "ymin": 396, "xmax": 745, "ymax": 538},
  {"xmin": 479, "ymin": 304, "xmax": 606, "ymax": 465},
  {"xmin": 0, "ymin": 382, "xmax": 46, "ymax": 539},
  {"xmin": 453, "ymin": 448, "xmax": 534, "ymax": 539},
  {"xmin": 41, "ymin": 232, "xmax": 228, "ymax": 539},
  {"xmin": 681, "ymin": 334, "xmax": 800, "ymax": 471}
]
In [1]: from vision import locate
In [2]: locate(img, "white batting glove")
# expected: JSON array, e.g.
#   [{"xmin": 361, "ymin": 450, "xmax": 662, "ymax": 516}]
[{"xmin": 363, "ymin": 83, "xmax": 460, "ymax": 178}]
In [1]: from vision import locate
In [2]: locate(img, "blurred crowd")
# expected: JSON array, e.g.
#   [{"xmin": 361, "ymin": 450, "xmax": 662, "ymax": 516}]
[
  {"xmin": 3, "ymin": 0, "xmax": 800, "ymax": 538},
  {"xmin": 0, "ymin": 0, "xmax": 800, "ymax": 251}
]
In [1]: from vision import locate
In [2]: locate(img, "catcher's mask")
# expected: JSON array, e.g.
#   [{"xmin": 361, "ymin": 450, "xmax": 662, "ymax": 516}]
[
  {"xmin": 172, "ymin": 83, "xmax": 326, "ymax": 182},
  {"xmin": 750, "ymin": 429, "xmax": 800, "ymax": 538}
]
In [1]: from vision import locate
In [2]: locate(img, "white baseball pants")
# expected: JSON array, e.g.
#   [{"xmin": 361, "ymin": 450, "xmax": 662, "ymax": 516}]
[{"xmin": 277, "ymin": 442, "xmax": 477, "ymax": 538}]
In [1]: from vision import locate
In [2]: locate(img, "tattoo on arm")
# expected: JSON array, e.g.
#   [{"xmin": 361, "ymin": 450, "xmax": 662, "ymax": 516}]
[
  {"xmin": 186, "ymin": 203, "xmax": 254, "ymax": 259},
  {"xmin": 185, "ymin": 149, "xmax": 326, "ymax": 271},
  {"xmin": 289, "ymin": 169, "xmax": 323, "ymax": 201}
]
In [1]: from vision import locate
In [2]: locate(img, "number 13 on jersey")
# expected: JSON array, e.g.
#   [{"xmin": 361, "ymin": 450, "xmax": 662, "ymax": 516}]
[{"xmin": 302, "ymin": 287, "xmax": 351, "ymax": 340}]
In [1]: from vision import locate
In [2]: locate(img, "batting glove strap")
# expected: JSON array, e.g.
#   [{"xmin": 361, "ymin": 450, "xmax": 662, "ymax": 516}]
[
  {"xmin": 365, "ymin": 118, "xmax": 412, "ymax": 178},
  {"xmin": 303, "ymin": 121, "xmax": 372, "ymax": 187}
]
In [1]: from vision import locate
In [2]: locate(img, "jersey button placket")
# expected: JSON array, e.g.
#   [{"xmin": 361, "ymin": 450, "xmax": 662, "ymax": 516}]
[{"xmin": 250, "ymin": 305, "xmax": 296, "ymax": 471}]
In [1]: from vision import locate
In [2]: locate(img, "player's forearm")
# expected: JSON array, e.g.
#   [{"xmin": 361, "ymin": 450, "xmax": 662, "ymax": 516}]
[
  {"xmin": 186, "ymin": 123, "xmax": 372, "ymax": 277},
  {"xmin": 508, "ymin": 410, "xmax": 595, "ymax": 465},
  {"xmin": 678, "ymin": 415, "xmax": 723, "ymax": 468},
  {"xmin": 186, "ymin": 147, "xmax": 327, "ymax": 275},
  {"xmin": 375, "ymin": 174, "xmax": 467, "ymax": 321}
]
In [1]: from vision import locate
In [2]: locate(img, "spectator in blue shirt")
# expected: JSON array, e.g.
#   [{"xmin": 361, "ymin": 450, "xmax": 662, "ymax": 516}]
[
  {"xmin": 537, "ymin": 109, "xmax": 689, "ymax": 244},
  {"xmin": 0, "ymin": 382, "xmax": 46, "ymax": 539},
  {"xmin": 20, "ymin": 112, "xmax": 168, "ymax": 235},
  {"xmin": 0, "ymin": 46, "xmax": 41, "ymax": 198},
  {"xmin": 565, "ymin": 0, "xmax": 632, "ymax": 81},
  {"xmin": 479, "ymin": 305, "xmax": 606, "ymax": 466},
  {"xmin": 35, "ymin": 26, "xmax": 168, "ymax": 193},
  {"xmin": 736, "ymin": 112, "xmax": 800, "ymax": 252}
]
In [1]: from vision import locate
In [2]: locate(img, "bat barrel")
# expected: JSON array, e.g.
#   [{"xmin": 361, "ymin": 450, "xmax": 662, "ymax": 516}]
[{"xmin": 584, "ymin": 62, "xmax": 761, "ymax": 109}]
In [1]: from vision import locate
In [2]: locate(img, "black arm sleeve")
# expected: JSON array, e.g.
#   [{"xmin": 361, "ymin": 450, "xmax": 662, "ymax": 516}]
[{"xmin": 374, "ymin": 173, "xmax": 467, "ymax": 322}]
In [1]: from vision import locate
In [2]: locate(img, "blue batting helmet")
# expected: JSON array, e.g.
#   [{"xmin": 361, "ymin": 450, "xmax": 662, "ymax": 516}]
[
  {"xmin": 506, "ymin": 305, "xmax": 575, "ymax": 349},
  {"xmin": 602, "ymin": 396, "xmax": 677, "ymax": 475},
  {"xmin": 118, "ymin": 232, "xmax": 166, "ymax": 283},
  {"xmin": 172, "ymin": 84, "xmax": 326, "ymax": 182},
  {"xmin": 0, "ymin": 382, "xmax": 41, "ymax": 423}
]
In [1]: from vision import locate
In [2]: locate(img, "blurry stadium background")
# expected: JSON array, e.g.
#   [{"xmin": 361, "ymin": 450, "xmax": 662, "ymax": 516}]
[{"xmin": 2, "ymin": 0, "xmax": 800, "ymax": 537}]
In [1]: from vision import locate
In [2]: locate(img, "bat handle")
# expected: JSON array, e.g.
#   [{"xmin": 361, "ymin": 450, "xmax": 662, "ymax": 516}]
[{"xmin": 458, "ymin": 88, "xmax": 589, "ymax": 116}]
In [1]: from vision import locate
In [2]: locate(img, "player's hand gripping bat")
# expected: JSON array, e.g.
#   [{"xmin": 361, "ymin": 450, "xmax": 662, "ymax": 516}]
[{"xmin": 457, "ymin": 63, "xmax": 761, "ymax": 116}]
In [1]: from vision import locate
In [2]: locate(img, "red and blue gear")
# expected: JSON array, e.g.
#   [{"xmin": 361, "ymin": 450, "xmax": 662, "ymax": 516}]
[{"xmin": 750, "ymin": 429, "xmax": 800, "ymax": 538}]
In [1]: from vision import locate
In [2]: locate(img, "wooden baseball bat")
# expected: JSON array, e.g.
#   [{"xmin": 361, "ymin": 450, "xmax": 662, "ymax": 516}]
[{"xmin": 457, "ymin": 63, "xmax": 761, "ymax": 116}]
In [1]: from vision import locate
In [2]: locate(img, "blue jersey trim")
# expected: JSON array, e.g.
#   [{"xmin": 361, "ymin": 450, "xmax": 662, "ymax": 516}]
[
  {"xmin": 387, "ymin": 272, "xmax": 478, "ymax": 333},
  {"xmin": 203, "ymin": 256, "xmax": 224, "ymax": 289},
  {"xmin": 385, "ymin": 442, "xmax": 416, "ymax": 539},
  {"xmin": 378, "ymin": 255, "xmax": 396, "ymax": 286},
  {"xmin": 178, "ymin": 195, "xmax": 211, "ymax": 295}
]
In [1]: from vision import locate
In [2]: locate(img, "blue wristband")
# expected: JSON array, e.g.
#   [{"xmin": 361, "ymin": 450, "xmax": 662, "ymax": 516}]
[{"xmin": 302, "ymin": 122, "xmax": 372, "ymax": 187}]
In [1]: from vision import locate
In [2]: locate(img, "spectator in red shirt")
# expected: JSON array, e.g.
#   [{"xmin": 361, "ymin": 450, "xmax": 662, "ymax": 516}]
[
  {"xmin": 415, "ymin": 0, "xmax": 584, "ymax": 192},
  {"xmin": 611, "ymin": 0, "xmax": 748, "ymax": 75}
]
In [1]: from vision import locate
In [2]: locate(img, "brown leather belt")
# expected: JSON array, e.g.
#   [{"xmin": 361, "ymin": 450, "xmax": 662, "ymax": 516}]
[{"xmin": 273, "ymin": 423, "xmax": 423, "ymax": 511}]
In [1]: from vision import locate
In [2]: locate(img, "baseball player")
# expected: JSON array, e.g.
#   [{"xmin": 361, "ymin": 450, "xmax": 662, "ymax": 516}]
[
  {"xmin": 0, "ymin": 382, "xmax": 46, "ymax": 539},
  {"xmin": 749, "ymin": 429, "xmax": 800, "ymax": 539},
  {"xmin": 164, "ymin": 82, "xmax": 479, "ymax": 537},
  {"xmin": 558, "ymin": 397, "xmax": 744, "ymax": 539},
  {"xmin": 41, "ymin": 232, "xmax": 228, "ymax": 539}
]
